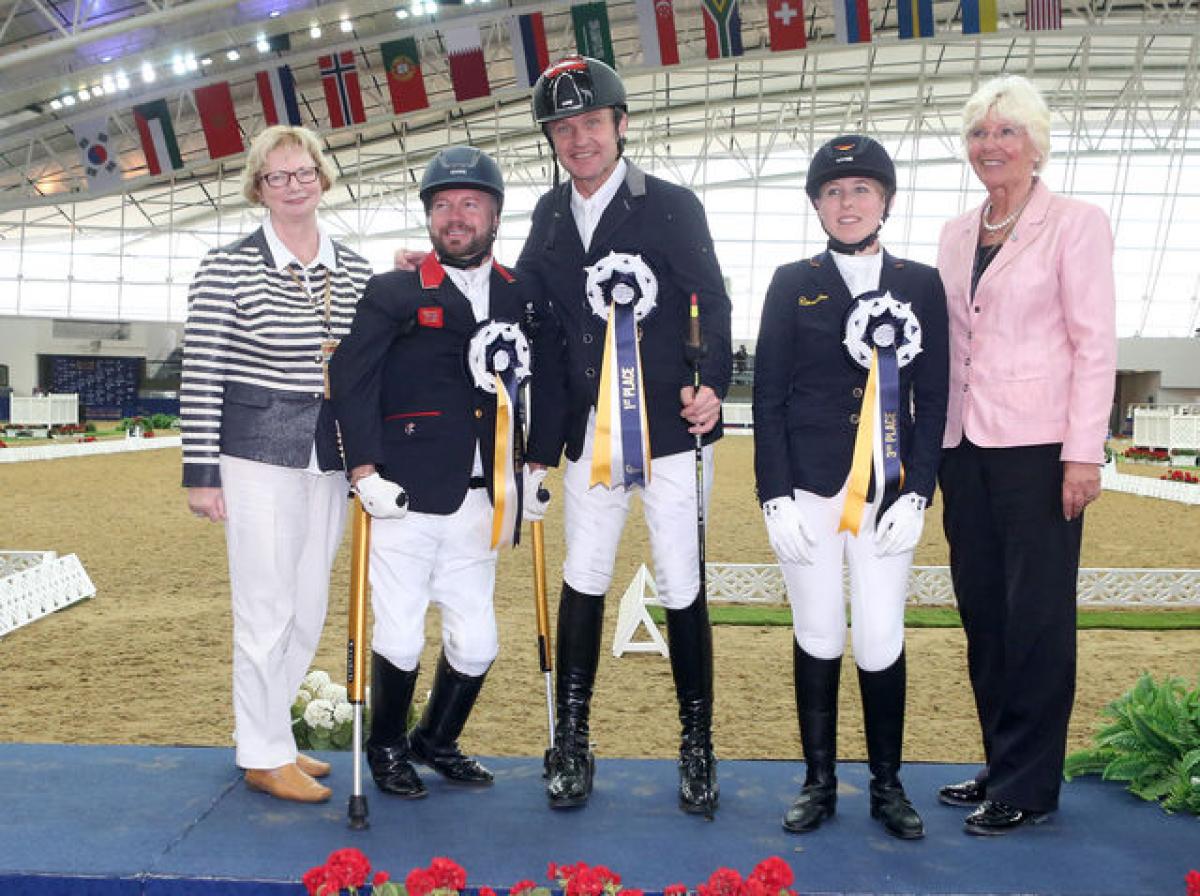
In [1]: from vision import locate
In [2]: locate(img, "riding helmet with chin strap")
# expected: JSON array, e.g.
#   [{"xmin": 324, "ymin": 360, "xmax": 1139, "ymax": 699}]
[{"xmin": 805, "ymin": 134, "xmax": 897, "ymax": 253}]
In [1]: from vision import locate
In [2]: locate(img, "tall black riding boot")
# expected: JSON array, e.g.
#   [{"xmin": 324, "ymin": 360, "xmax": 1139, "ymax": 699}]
[
  {"xmin": 409, "ymin": 653, "xmax": 493, "ymax": 787},
  {"xmin": 366, "ymin": 652, "xmax": 426, "ymax": 798},
  {"xmin": 858, "ymin": 650, "xmax": 924, "ymax": 840},
  {"xmin": 546, "ymin": 583, "xmax": 604, "ymax": 809},
  {"xmin": 666, "ymin": 594, "xmax": 719, "ymax": 816},
  {"xmin": 782, "ymin": 641, "xmax": 841, "ymax": 833}
]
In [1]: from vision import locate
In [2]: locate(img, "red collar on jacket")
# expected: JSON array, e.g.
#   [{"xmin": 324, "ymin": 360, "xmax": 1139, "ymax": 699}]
[{"xmin": 419, "ymin": 253, "xmax": 515, "ymax": 289}]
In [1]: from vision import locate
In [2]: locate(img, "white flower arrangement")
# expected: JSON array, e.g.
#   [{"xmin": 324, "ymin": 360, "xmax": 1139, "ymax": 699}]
[{"xmin": 292, "ymin": 669, "xmax": 361, "ymax": 751}]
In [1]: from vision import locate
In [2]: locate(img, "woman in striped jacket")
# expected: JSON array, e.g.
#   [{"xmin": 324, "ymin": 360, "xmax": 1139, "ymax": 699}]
[{"xmin": 181, "ymin": 125, "xmax": 373, "ymax": 803}]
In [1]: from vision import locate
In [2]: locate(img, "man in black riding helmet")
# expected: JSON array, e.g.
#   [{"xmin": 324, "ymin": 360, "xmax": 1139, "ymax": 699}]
[
  {"xmin": 520, "ymin": 55, "xmax": 733, "ymax": 817},
  {"xmin": 331, "ymin": 146, "xmax": 555, "ymax": 802}
]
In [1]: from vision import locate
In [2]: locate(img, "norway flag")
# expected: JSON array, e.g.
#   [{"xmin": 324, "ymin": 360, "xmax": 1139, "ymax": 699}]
[{"xmin": 319, "ymin": 51, "xmax": 367, "ymax": 128}]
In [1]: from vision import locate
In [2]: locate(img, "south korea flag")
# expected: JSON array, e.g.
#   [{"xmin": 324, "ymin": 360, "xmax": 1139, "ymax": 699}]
[{"xmin": 72, "ymin": 117, "xmax": 122, "ymax": 191}]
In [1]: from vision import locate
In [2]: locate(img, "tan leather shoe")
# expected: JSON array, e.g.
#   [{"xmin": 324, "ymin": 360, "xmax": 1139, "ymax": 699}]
[
  {"xmin": 244, "ymin": 764, "xmax": 331, "ymax": 803},
  {"xmin": 295, "ymin": 753, "xmax": 331, "ymax": 778}
]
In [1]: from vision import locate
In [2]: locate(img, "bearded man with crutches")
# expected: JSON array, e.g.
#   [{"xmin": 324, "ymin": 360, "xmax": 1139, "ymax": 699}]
[
  {"xmin": 520, "ymin": 56, "xmax": 733, "ymax": 816},
  {"xmin": 330, "ymin": 147, "xmax": 555, "ymax": 801}
]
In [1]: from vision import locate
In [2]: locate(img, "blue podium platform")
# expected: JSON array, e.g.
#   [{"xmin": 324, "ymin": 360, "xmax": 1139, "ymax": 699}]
[{"xmin": 0, "ymin": 744, "xmax": 1195, "ymax": 896}]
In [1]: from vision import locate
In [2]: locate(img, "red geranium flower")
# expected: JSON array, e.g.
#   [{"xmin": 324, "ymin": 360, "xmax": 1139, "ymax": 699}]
[
  {"xmin": 511, "ymin": 880, "xmax": 538, "ymax": 895},
  {"xmin": 406, "ymin": 867, "xmax": 436, "ymax": 896},
  {"xmin": 664, "ymin": 885, "xmax": 688, "ymax": 896},
  {"xmin": 1187, "ymin": 869, "xmax": 1200, "ymax": 896},
  {"xmin": 430, "ymin": 856, "xmax": 467, "ymax": 890}
]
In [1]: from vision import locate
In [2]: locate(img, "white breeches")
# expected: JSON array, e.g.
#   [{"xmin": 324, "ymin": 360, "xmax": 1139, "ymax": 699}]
[
  {"xmin": 562, "ymin": 412, "xmax": 714, "ymax": 609},
  {"xmin": 779, "ymin": 484, "xmax": 911, "ymax": 672},
  {"xmin": 220, "ymin": 454, "xmax": 348, "ymax": 770},
  {"xmin": 368, "ymin": 487, "xmax": 498, "ymax": 678}
]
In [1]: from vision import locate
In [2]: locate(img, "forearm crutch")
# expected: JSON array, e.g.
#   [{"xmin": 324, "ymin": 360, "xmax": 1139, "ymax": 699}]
[
  {"xmin": 531, "ymin": 515, "xmax": 556, "ymax": 772},
  {"xmin": 346, "ymin": 497, "xmax": 371, "ymax": 830}
]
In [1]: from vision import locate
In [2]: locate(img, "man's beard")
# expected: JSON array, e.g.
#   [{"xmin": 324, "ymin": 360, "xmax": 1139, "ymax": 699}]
[{"xmin": 431, "ymin": 226, "xmax": 493, "ymax": 266}]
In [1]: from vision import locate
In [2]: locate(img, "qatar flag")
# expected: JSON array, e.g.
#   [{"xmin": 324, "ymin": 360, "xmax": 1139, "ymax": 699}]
[{"xmin": 444, "ymin": 25, "xmax": 490, "ymax": 102}]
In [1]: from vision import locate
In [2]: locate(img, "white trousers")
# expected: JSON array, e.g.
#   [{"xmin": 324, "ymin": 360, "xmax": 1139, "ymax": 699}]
[
  {"xmin": 780, "ymin": 484, "xmax": 911, "ymax": 672},
  {"xmin": 368, "ymin": 488, "xmax": 498, "ymax": 677},
  {"xmin": 220, "ymin": 454, "xmax": 348, "ymax": 769},
  {"xmin": 563, "ymin": 413, "xmax": 714, "ymax": 609}
]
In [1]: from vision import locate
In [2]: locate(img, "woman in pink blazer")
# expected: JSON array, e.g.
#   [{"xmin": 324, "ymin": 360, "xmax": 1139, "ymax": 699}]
[{"xmin": 935, "ymin": 74, "xmax": 1116, "ymax": 835}]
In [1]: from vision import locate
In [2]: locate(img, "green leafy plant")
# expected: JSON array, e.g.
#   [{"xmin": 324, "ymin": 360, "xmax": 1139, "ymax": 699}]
[{"xmin": 1064, "ymin": 673, "xmax": 1200, "ymax": 814}]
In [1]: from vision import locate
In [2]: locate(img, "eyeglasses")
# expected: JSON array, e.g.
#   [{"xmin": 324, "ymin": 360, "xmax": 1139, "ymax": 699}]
[
  {"xmin": 259, "ymin": 166, "xmax": 320, "ymax": 188},
  {"xmin": 966, "ymin": 125, "xmax": 1026, "ymax": 146}
]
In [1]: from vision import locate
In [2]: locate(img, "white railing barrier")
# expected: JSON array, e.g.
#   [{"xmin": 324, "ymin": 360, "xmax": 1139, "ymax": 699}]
[
  {"xmin": 0, "ymin": 434, "xmax": 182, "ymax": 463},
  {"xmin": 1102, "ymin": 463, "xmax": 1200, "ymax": 506},
  {"xmin": 0, "ymin": 552, "xmax": 96, "ymax": 638},
  {"xmin": 613, "ymin": 562, "xmax": 1200, "ymax": 657},
  {"xmin": 8, "ymin": 394, "xmax": 79, "ymax": 427}
]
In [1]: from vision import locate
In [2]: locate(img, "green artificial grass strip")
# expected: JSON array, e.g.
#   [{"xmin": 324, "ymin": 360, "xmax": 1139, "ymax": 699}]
[{"xmin": 647, "ymin": 605, "xmax": 1200, "ymax": 630}]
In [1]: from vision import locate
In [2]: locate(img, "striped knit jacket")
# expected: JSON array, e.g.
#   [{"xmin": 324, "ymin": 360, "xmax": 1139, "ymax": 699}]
[{"xmin": 181, "ymin": 227, "xmax": 373, "ymax": 488}]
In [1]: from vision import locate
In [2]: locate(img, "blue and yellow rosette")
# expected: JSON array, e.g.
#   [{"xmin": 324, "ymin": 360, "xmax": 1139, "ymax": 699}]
[
  {"xmin": 467, "ymin": 321, "xmax": 532, "ymax": 548},
  {"xmin": 838, "ymin": 290, "xmax": 923, "ymax": 535},
  {"xmin": 584, "ymin": 251, "xmax": 658, "ymax": 490}
]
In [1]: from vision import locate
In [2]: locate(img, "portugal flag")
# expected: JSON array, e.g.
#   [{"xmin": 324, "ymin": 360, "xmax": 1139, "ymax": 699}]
[{"xmin": 381, "ymin": 38, "xmax": 429, "ymax": 114}]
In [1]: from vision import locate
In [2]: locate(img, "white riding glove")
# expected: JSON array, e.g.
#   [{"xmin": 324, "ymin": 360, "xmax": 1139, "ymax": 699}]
[
  {"xmin": 874, "ymin": 493, "xmax": 927, "ymax": 557},
  {"xmin": 355, "ymin": 472, "xmax": 409, "ymax": 520},
  {"xmin": 762, "ymin": 496, "xmax": 816, "ymax": 565},
  {"xmin": 523, "ymin": 466, "xmax": 551, "ymax": 522}
]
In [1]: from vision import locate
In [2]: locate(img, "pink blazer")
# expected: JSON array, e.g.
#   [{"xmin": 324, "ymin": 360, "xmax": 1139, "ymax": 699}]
[{"xmin": 937, "ymin": 178, "xmax": 1116, "ymax": 464}]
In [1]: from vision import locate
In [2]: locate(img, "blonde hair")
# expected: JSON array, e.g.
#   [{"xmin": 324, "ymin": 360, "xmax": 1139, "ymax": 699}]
[
  {"xmin": 241, "ymin": 125, "xmax": 337, "ymax": 205},
  {"xmin": 961, "ymin": 74, "xmax": 1051, "ymax": 170}
]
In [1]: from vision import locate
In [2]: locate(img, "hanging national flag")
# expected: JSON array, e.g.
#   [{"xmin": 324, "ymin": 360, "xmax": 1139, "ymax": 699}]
[
  {"xmin": 444, "ymin": 25, "xmax": 490, "ymax": 101},
  {"xmin": 72, "ymin": 117, "xmax": 121, "ymax": 191},
  {"xmin": 767, "ymin": 0, "xmax": 806, "ymax": 50},
  {"xmin": 193, "ymin": 82, "xmax": 244, "ymax": 160},
  {"xmin": 897, "ymin": 0, "xmax": 934, "ymax": 38},
  {"xmin": 256, "ymin": 65, "xmax": 302, "ymax": 126},
  {"xmin": 133, "ymin": 99, "xmax": 184, "ymax": 176},
  {"xmin": 319, "ymin": 50, "xmax": 367, "ymax": 128},
  {"xmin": 635, "ymin": 0, "xmax": 679, "ymax": 67},
  {"xmin": 961, "ymin": 0, "xmax": 998, "ymax": 32},
  {"xmin": 1026, "ymin": 0, "xmax": 1061, "ymax": 30},
  {"xmin": 832, "ymin": 0, "xmax": 871, "ymax": 44},
  {"xmin": 381, "ymin": 38, "xmax": 429, "ymax": 113},
  {"xmin": 571, "ymin": 2, "xmax": 616, "ymax": 69},
  {"xmin": 509, "ymin": 13, "xmax": 550, "ymax": 89},
  {"xmin": 701, "ymin": 0, "xmax": 744, "ymax": 59}
]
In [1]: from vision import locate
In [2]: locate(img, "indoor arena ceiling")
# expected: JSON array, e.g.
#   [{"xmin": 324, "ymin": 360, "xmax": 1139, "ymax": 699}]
[{"xmin": 0, "ymin": 0, "xmax": 1197, "ymax": 331}]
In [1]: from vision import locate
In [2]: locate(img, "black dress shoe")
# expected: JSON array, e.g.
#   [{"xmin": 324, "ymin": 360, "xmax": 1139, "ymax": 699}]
[
  {"xmin": 938, "ymin": 778, "xmax": 986, "ymax": 807},
  {"xmin": 963, "ymin": 799, "xmax": 1049, "ymax": 836}
]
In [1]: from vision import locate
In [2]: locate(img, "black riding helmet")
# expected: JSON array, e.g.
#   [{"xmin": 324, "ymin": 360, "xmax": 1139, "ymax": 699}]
[
  {"xmin": 419, "ymin": 145, "xmax": 505, "ymax": 213},
  {"xmin": 805, "ymin": 134, "xmax": 897, "ymax": 253},
  {"xmin": 531, "ymin": 55, "xmax": 627, "ymax": 124}
]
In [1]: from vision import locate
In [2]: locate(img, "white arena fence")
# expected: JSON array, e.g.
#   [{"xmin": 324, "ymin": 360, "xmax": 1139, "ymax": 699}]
[
  {"xmin": 1131, "ymin": 404, "xmax": 1200, "ymax": 455},
  {"xmin": 1101, "ymin": 462, "xmax": 1200, "ymax": 505},
  {"xmin": 614, "ymin": 563, "xmax": 1200, "ymax": 657},
  {"xmin": 0, "ymin": 552, "xmax": 96, "ymax": 638},
  {"xmin": 8, "ymin": 394, "xmax": 79, "ymax": 427},
  {"xmin": 0, "ymin": 434, "xmax": 181, "ymax": 463}
]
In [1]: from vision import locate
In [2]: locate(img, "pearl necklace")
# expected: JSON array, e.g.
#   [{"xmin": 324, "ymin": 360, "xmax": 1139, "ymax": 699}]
[{"xmin": 984, "ymin": 201, "xmax": 1022, "ymax": 232}]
